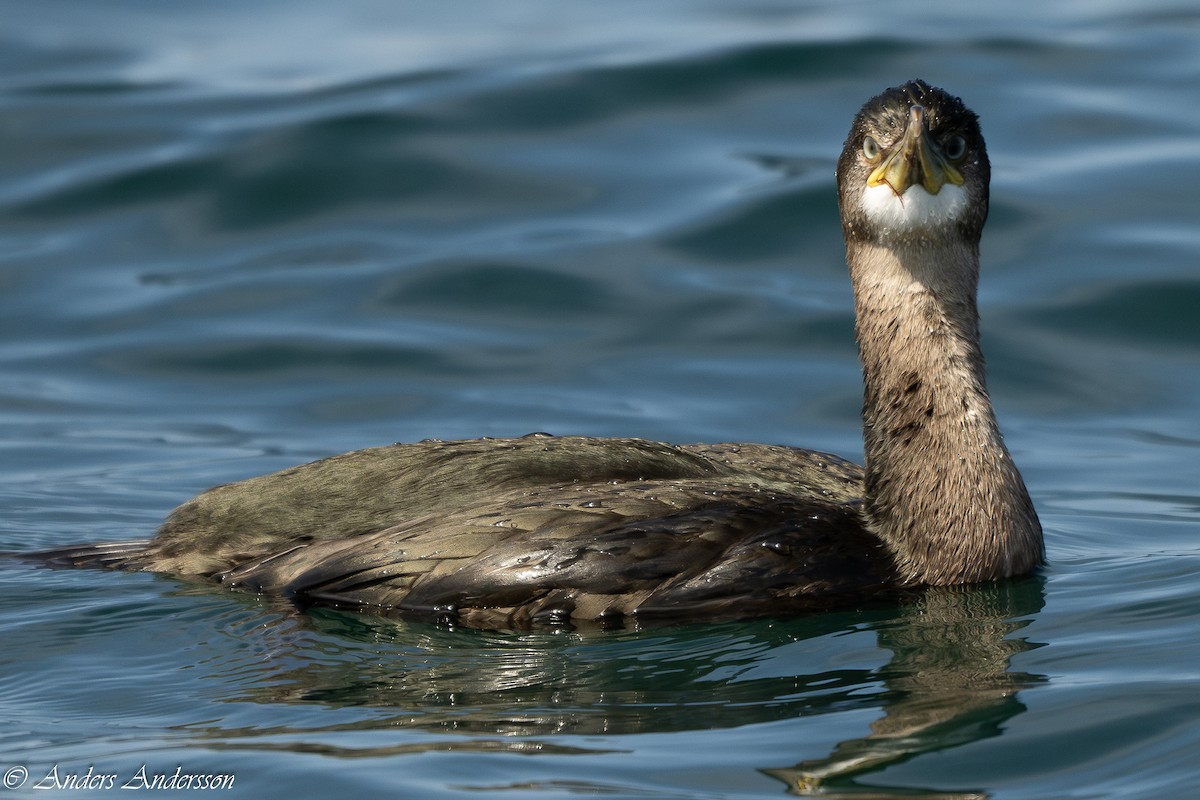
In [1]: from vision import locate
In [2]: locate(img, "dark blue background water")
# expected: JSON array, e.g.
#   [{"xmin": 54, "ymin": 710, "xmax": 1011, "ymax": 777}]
[{"xmin": 2, "ymin": 2, "xmax": 1198, "ymax": 798}]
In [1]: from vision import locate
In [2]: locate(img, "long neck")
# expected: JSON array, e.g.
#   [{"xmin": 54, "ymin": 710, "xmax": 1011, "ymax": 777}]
[{"xmin": 848, "ymin": 238, "xmax": 1043, "ymax": 585}]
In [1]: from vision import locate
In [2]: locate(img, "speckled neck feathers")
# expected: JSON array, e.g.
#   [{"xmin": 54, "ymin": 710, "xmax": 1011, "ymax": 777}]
[
  {"xmin": 848, "ymin": 238, "xmax": 1042, "ymax": 584},
  {"xmin": 837, "ymin": 80, "xmax": 1043, "ymax": 583}
]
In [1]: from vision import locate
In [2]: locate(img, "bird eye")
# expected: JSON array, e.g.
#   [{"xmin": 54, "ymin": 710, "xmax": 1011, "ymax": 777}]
[
  {"xmin": 862, "ymin": 136, "xmax": 880, "ymax": 161},
  {"xmin": 943, "ymin": 135, "xmax": 967, "ymax": 160}
]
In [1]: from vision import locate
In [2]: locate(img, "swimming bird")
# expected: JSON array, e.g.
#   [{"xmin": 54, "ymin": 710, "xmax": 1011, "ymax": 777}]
[{"xmin": 37, "ymin": 80, "xmax": 1043, "ymax": 628}]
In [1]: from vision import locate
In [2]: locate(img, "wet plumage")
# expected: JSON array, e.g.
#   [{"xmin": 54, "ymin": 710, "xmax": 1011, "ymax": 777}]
[{"xmin": 32, "ymin": 81, "xmax": 1043, "ymax": 628}]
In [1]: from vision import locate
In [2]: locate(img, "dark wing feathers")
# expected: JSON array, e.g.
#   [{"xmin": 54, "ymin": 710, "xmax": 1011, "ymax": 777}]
[
  {"xmin": 217, "ymin": 483, "xmax": 889, "ymax": 625},
  {"xmin": 26, "ymin": 437, "xmax": 889, "ymax": 627}
]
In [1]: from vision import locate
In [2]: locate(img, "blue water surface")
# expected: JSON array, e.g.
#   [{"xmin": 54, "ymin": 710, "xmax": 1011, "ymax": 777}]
[{"xmin": 2, "ymin": 2, "xmax": 1199, "ymax": 798}]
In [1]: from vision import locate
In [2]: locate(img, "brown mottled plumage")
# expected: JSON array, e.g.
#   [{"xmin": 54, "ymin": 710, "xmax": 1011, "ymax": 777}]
[{"xmin": 30, "ymin": 80, "xmax": 1043, "ymax": 628}]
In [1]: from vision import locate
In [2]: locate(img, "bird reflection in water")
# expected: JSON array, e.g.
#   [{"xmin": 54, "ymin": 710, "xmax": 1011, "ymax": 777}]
[
  {"xmin": 765, "ymin": 579, "xmax": 1046, "ymax": 798},
  {"xmin": 176, "ymin": 577, "xmax": 1043, "ymax": 798}
]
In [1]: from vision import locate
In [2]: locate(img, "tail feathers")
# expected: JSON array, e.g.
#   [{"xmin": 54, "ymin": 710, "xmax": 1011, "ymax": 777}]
[{"xmin": 17, "ymin": 540, "xmax": 152, "ymax": 571}]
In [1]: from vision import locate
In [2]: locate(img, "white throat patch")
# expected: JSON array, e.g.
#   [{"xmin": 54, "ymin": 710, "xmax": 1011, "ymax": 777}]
[{"xmin": 860, "ymin": 182, "xmax": 968, "ymax": 235}]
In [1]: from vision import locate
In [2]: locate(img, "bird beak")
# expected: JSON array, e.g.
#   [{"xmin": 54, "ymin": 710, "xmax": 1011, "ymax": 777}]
[{"xmin": 867, "ymin": 105, "xmax": 964, "ymax": 196}]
